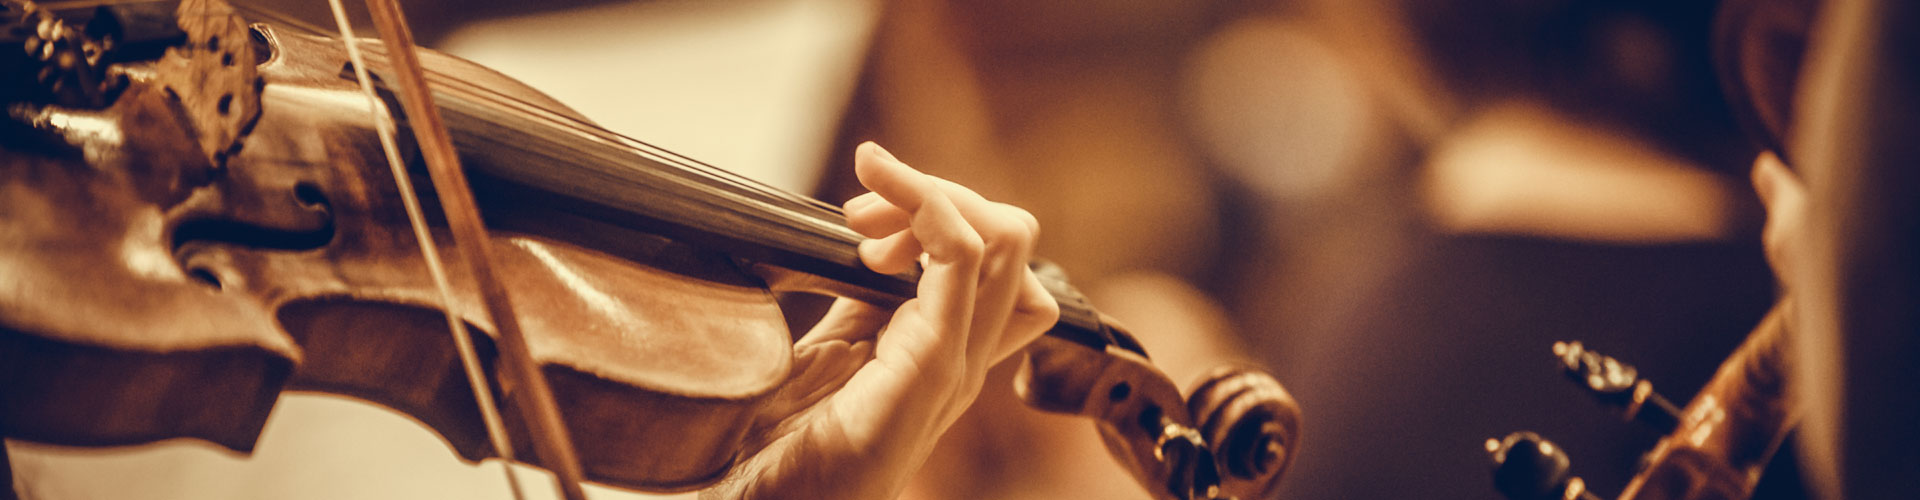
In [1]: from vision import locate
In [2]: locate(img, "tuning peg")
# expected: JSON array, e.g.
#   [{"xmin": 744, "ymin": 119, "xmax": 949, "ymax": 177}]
[
  {"xmin": 1486, "ymin": 431, "xmax": 1603, "ymax": 500},
  {"xmin": 1553, "ymin": 341, "xmax": 1681, "ymax": 433}
]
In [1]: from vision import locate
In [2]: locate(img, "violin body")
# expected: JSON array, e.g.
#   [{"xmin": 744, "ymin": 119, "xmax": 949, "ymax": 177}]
[
  {"xmin": 2, "ymin": 2, "xmax": 1299, "ymax": 498},
  {"xmin": 5, "ymin": 13, "xmax": 794, "ymax": 490},
  {"xmin": 1, "ymin": 0, "xmax": 296, "ymax": 457}
]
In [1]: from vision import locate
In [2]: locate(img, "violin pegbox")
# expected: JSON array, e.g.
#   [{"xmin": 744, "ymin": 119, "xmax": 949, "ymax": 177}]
[
  {"xmin": 3, "ymin": 0, "xmax": 111, "ymax": 107},
  {"xmin": 153, "ymin": 0, "xmax": 261, "ymax": 170},
  {"xmin": 1016, "ymin": 329, "xmax": 1301, "ymax": 500}
]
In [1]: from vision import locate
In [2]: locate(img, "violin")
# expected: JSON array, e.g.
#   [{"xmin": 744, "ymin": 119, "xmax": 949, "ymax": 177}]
[
  {"xmin": 1486, "ymin": 302, "xmax": 1795, "ymax": 500},
  {"xmin": 1489, "ymin": 0, "xmax": 1920, "ymax": 497},
  {"xmin": 0, "ymin": 1, "xmax": 1300, "ymax": 499},
  {"xmin": 1484, "ymin": 2, "xmax": 1812, "ymax": 499}
]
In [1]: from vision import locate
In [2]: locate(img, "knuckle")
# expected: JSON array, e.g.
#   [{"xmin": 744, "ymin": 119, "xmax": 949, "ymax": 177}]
[
  {"xmin": 929, "ymin": 227, "xmax": 986, "ymax": 264},
  {"xmin": 978, "ymin": 220, "xmax": 1027, "ymax": 254},
  {"xmin": 1033, "ymin": 292, "xmax": 1062, "ymax": 325},
  {"xmin": 1012, "ymin": 290, "xmax": 1061, "ymax": 334},
  {"xmin": 978, "ymin": 208, "xmax": 1038, "ymax": 256},
  {"xmin": 953, "ymin": 231, "xmax": 986, "ymax": 261},
  {"xmin": 1004, "ymin": 203, "xmax": 1040, "ymax": 238}
]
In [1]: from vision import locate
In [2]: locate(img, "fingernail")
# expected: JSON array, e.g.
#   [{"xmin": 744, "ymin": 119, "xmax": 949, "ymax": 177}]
[
  {"xmin": 870, "ymin": 142, "xmax": 901, "ymax": 163},
  {"xmin": 844, "ymin": 191, "xmax": 880, "ymax": 212}
]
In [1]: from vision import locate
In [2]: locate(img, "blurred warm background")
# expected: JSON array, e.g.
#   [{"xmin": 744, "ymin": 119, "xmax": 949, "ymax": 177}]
[{"xmin": 8, "ymin": 0, "xmax": 1804, "ymax": 499}]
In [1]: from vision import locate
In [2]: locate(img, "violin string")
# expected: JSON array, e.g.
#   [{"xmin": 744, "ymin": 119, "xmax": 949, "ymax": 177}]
[
  {"xmin": 225, "ymin": 3, "xmax": 860, "ymax": 250},
  {"xmin": 407, "ymin": 67, "xmax": 851, "ymax": 220},
  {"xmin": 428, "ymin": 72, "xmax": 846, "ymax": 217},
  {"xmin": 353, "ymin": 1, "xmax": 594, "ymax": 498},
  {"xmin": 232, "ymin": 2, "xmax": 338, "ymax": 37},
  {"xmin": 382, "ymin": 69, "xmax": 873, "ymax": 257},
  {"xmin": 252, "ymin": 2, "xmax": 899, "ymax": 286},
  {"xmin": 421, "ymin": 76, "xmax": 863, "ymax": 237},
  {"xmin": 38, "ymin": 0, "xmax": 149, "ymax": 9},
  {"xmin": 44, "ymin": 1, "xmax": 847, "ymax": 221},
  {"xmin": 323, "ymin": 1, "xmax": 529, "ymax": 499}
]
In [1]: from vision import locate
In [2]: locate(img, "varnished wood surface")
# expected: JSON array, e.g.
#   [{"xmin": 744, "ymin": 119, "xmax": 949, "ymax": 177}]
[{"xmin": 1619, "ymin": 304, "xmax": 1794, "ymax": 500}]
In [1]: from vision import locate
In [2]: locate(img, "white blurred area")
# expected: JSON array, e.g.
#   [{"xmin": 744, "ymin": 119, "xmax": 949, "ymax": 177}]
[
  {"xmin": 11, "ymin": 396, "xmax": 667, "ymax": 500},
  {"xmin": 1181, "ymin": 17, "xmax": 1385, "ymax": 206},
  {"xmin": 1419, "ymin": 102, "xmax": 1752, "ymax": 244},
  {"xmin": 8, "ymin": 0, "xmax": 877, "ymax": 498},
  {"xmin": 438, "ymin": 0, "xmax": 879, "ymax": 192},
  {"xmin": 1182, "ymin": 9, "xmax": 1751, "ymax": 248}
]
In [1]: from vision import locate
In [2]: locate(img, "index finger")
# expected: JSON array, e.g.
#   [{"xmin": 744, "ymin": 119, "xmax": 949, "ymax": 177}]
[{"xmin": 854, "ymin": 142, "xmax": 985, "ymax": 264}]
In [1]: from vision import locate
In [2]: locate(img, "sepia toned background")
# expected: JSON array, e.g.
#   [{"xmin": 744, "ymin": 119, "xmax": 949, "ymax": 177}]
[{"xmin": 8, "ymin": 0, "xmax": 1806, "ymax": 498}]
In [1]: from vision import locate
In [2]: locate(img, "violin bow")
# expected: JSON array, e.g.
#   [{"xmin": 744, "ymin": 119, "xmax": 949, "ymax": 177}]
[{"xmin": 322, "ymin": 0, "xmax": 591, "ymax": 499}]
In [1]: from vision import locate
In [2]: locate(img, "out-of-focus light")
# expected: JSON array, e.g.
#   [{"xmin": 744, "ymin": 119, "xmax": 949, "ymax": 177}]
[
  {"xmin": 439, "ymin": 0, "xmax": 880, "ymax": 193},
  {"xmin": 1182, "ymin": 18, "xmax": 1385, "ymax": 205},
  {"xmin": 1420, "ymin": 102, "xmax": 1754, "ymax": 244}
]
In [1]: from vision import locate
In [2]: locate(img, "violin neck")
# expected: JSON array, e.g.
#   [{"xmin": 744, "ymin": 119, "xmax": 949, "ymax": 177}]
[{"xmin": 406, "ymin": 76, "xmax": 1135, "ymax": 355}]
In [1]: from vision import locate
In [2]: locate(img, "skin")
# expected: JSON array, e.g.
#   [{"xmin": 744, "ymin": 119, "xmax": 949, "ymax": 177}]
[
  {"xmin": 1750, "ymin": 151, "xmax": 1805, "ymax": 288},
  {"xmin": 701, "ymin": 142, "xmax": 1060, "ymax": 500}
]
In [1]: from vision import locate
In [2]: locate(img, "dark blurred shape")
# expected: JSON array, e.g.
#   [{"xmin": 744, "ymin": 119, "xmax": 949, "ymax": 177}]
[
  {"xmin": 1400, "ymin": 0, "xmax": 1751, "ymax": 170},
  {"xmin": 1488, "ymin": 431, "xmax": 1600, "ymax": 500},
  {"xmin": 1212, "ymin": 2, "xmax": 1790, "ymax": 499},
  {"xmin": 1255, "ymin": 236, "xmax": 1774, "ymax": 500},
  {"xmin": 1712, "ymin": 0, "xmax": 1814, "ymax": 164},
  {"xmin": 1779, "ymin": 0, "xmax": 1920, "ymax": 496}
]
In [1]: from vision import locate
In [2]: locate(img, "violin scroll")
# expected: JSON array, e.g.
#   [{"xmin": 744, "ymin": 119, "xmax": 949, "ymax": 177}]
[
  {"xmin": 1015, "ymin": 300, "xmax": 1300, "ymax": 500},
  {"xmin": 1188, "ymin": 366, "xmax": 1301, "ymax": 498}
]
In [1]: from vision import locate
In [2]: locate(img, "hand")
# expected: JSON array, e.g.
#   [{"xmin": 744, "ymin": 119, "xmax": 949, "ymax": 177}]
[
  {"xmin": 1751, "ymin": 151, "xmax": 1807, "ymax": 291},
  {"xmin": 703, "ymin": 141, "xmax": 1060, "ymax": 499}
]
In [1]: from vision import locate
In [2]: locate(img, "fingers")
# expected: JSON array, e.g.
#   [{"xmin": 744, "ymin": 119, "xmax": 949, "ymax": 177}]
[
  {"xmin": 846, "ymin": 192, "xmax": 912, "ymax": 238},
  {"xmin": 1750, "ymin": 151, "xmax": 1808, "ymax": 289},
  {"xmin": 929, "ymin": 176, "xmax": 1040, "ymax": 240},
  {"xmin": 795, "ymin": 298, "xmax": 895, "ymax": 347},
  {"xmin": 858, "ymin": 229, "xmax": 924, "ymax": 275},
  {"xmin": 854, "ymin": 142, "xmax": 982, "ymax": 377},
  {"xmin": 955, "ymin": 202, "xmax": 1041, "ymax": 363},
  {"xmin": 853, "ymin": 143, "xmax": 1051, "ymax": 341},
  {"xmin": 1751, "ymin": 151, "xmax": 1795, "ymax": 209},
  {"xmin": 731, "ymin": 144, "xmax": 1056, "ymax": 500},
  {"xmin": 843, "ymin": 159, "xmax": 1040, "ymax": 245},
  {"xmin": 849, "ymin": 142, "xmax": 1059, "ymax": 427},
  {"xmin": 996, "ymin": 270, "xmax": 1061, "ymax": 362},
  {"xmin": 855, "ymin": 143, "xmax": 985, "ymax": 265}
]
